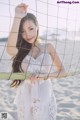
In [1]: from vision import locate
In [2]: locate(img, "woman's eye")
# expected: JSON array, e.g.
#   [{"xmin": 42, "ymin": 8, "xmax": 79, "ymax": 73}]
[{"xmin": 30, "ymin": 28, "xmax": 34, "ymax": 30}]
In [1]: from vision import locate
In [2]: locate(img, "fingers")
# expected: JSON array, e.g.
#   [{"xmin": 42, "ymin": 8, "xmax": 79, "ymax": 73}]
[
  {"xmin": 17, "ymin": 3, "xmax": 28, "ymax": 8},
  {"xmin": 29, "ymin": 74, "xmax": 39, "ymax": 84},
  {"xmin": 15, "ymin": 3, "xmax": 29, "ymax": 18}
]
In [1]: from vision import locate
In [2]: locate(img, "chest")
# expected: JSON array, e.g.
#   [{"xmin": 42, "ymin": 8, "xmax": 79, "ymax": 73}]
[
  {"xmin": 28, "ymin": 44, "xmax": 47, "ymax": 60},
  {"xmin": 21, "ymin": 43, "xmax": 53, "ymax": 72}
]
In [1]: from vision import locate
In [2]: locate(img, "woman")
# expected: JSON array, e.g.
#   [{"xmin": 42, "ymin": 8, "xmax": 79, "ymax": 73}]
[{"xmin": 7, "ymin": 3, "xmax": 66, "ymax": 120}]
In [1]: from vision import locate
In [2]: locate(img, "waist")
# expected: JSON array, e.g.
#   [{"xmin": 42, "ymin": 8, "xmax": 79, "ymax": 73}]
[{"xmin": 25, "ymin": 78, "xmax": 51, "ymax": 85}]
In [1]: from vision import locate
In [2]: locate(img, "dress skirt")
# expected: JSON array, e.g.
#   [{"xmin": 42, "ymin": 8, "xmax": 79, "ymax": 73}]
[{"xmin": 13, "ymin": 79, "xmax": 57, "ymax": 120}]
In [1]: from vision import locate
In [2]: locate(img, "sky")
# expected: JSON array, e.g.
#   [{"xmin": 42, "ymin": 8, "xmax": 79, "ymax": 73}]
[{"xmin": 0, "ymin": 0, "xmax": 80, "ymax": 40}]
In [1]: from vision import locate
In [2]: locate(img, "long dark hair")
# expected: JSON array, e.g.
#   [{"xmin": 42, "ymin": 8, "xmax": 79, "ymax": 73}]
[{"xmin": 10, "ymin": 13, "xmax": 39, "ymax": 88}]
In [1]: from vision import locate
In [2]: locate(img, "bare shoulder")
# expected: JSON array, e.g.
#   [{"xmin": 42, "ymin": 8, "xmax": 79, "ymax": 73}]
[{"xmin": 46, "ymin": 43, "xmax": 55, "ymax": 54}]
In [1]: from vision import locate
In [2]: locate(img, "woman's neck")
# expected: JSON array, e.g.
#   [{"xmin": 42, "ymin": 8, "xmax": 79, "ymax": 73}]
[{"xmin": 32, "ymin": 40, "xmax": 40, "ymax": 48}]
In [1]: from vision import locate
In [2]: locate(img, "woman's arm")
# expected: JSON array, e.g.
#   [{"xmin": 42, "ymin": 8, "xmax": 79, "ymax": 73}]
[
  {"xmin": 46, "ymin": 43, "xmax": 67, "ymax": 78},
  {"xmin": 27, "ymin": 41, "xmax": 67, "ymax": 82},
  {"xmin": 6, "ymin": 18, "xmax": 20, "ymax": 56},
  {"xmin": 34, "ymin": 43, "xmax": 66, "ymax": 81},
  {"xmin": 6, "ymin": 3, "xmax": 28, "ymax": 56}
]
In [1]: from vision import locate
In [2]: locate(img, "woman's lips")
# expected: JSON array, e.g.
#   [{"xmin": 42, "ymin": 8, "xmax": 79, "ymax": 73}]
[{"xmin": 27, "ymin": 37, "xmax": 34, "ymax": 41}]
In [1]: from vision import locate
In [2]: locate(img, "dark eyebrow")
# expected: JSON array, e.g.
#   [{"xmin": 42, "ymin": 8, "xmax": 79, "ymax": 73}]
[{"xmin": 22, "ymin": 25, "xmax": 34, "ymax": 31}]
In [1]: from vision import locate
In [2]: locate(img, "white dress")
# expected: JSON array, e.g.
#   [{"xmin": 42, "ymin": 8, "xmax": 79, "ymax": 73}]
[{"xmin": 13, "ymin": 44, "xmax": 57, "ymax": 120}]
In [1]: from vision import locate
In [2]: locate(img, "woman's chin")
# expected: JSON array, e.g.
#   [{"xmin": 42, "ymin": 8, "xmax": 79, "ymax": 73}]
[
  {"xmin": 27, "ymin": 40, "xmax": 35, "ymax": 44},
  {"xmin": 27, "ymin": 41, "xmax": 34, "ymax": 44}
]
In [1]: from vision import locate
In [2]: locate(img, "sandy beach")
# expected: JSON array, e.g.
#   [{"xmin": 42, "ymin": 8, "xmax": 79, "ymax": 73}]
[
  {"xmin": 0, "ymin": 41, "xmax": 80, "ymax": 120},
  {"xmin": 0, "ymin": 76, "xmax": 80, "ymax": 120}
]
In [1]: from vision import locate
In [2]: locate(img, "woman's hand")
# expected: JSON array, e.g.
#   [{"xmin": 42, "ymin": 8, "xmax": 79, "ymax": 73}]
[
  {"xmin": 29, "ymin": 73, "xmax": 39, "ymax": 84},
  {"xmin": 15, "ymin": 3, "xmax": 28, "ymax": 19},
  {"xmin": 29, "ymin": 73, "xmax": 49, "ymax": 84}
]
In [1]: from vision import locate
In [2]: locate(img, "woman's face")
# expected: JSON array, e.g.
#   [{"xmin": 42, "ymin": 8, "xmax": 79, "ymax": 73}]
[{"xmin": 22, "ymin": 20, "xmax": 38, "ymax": 44}]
